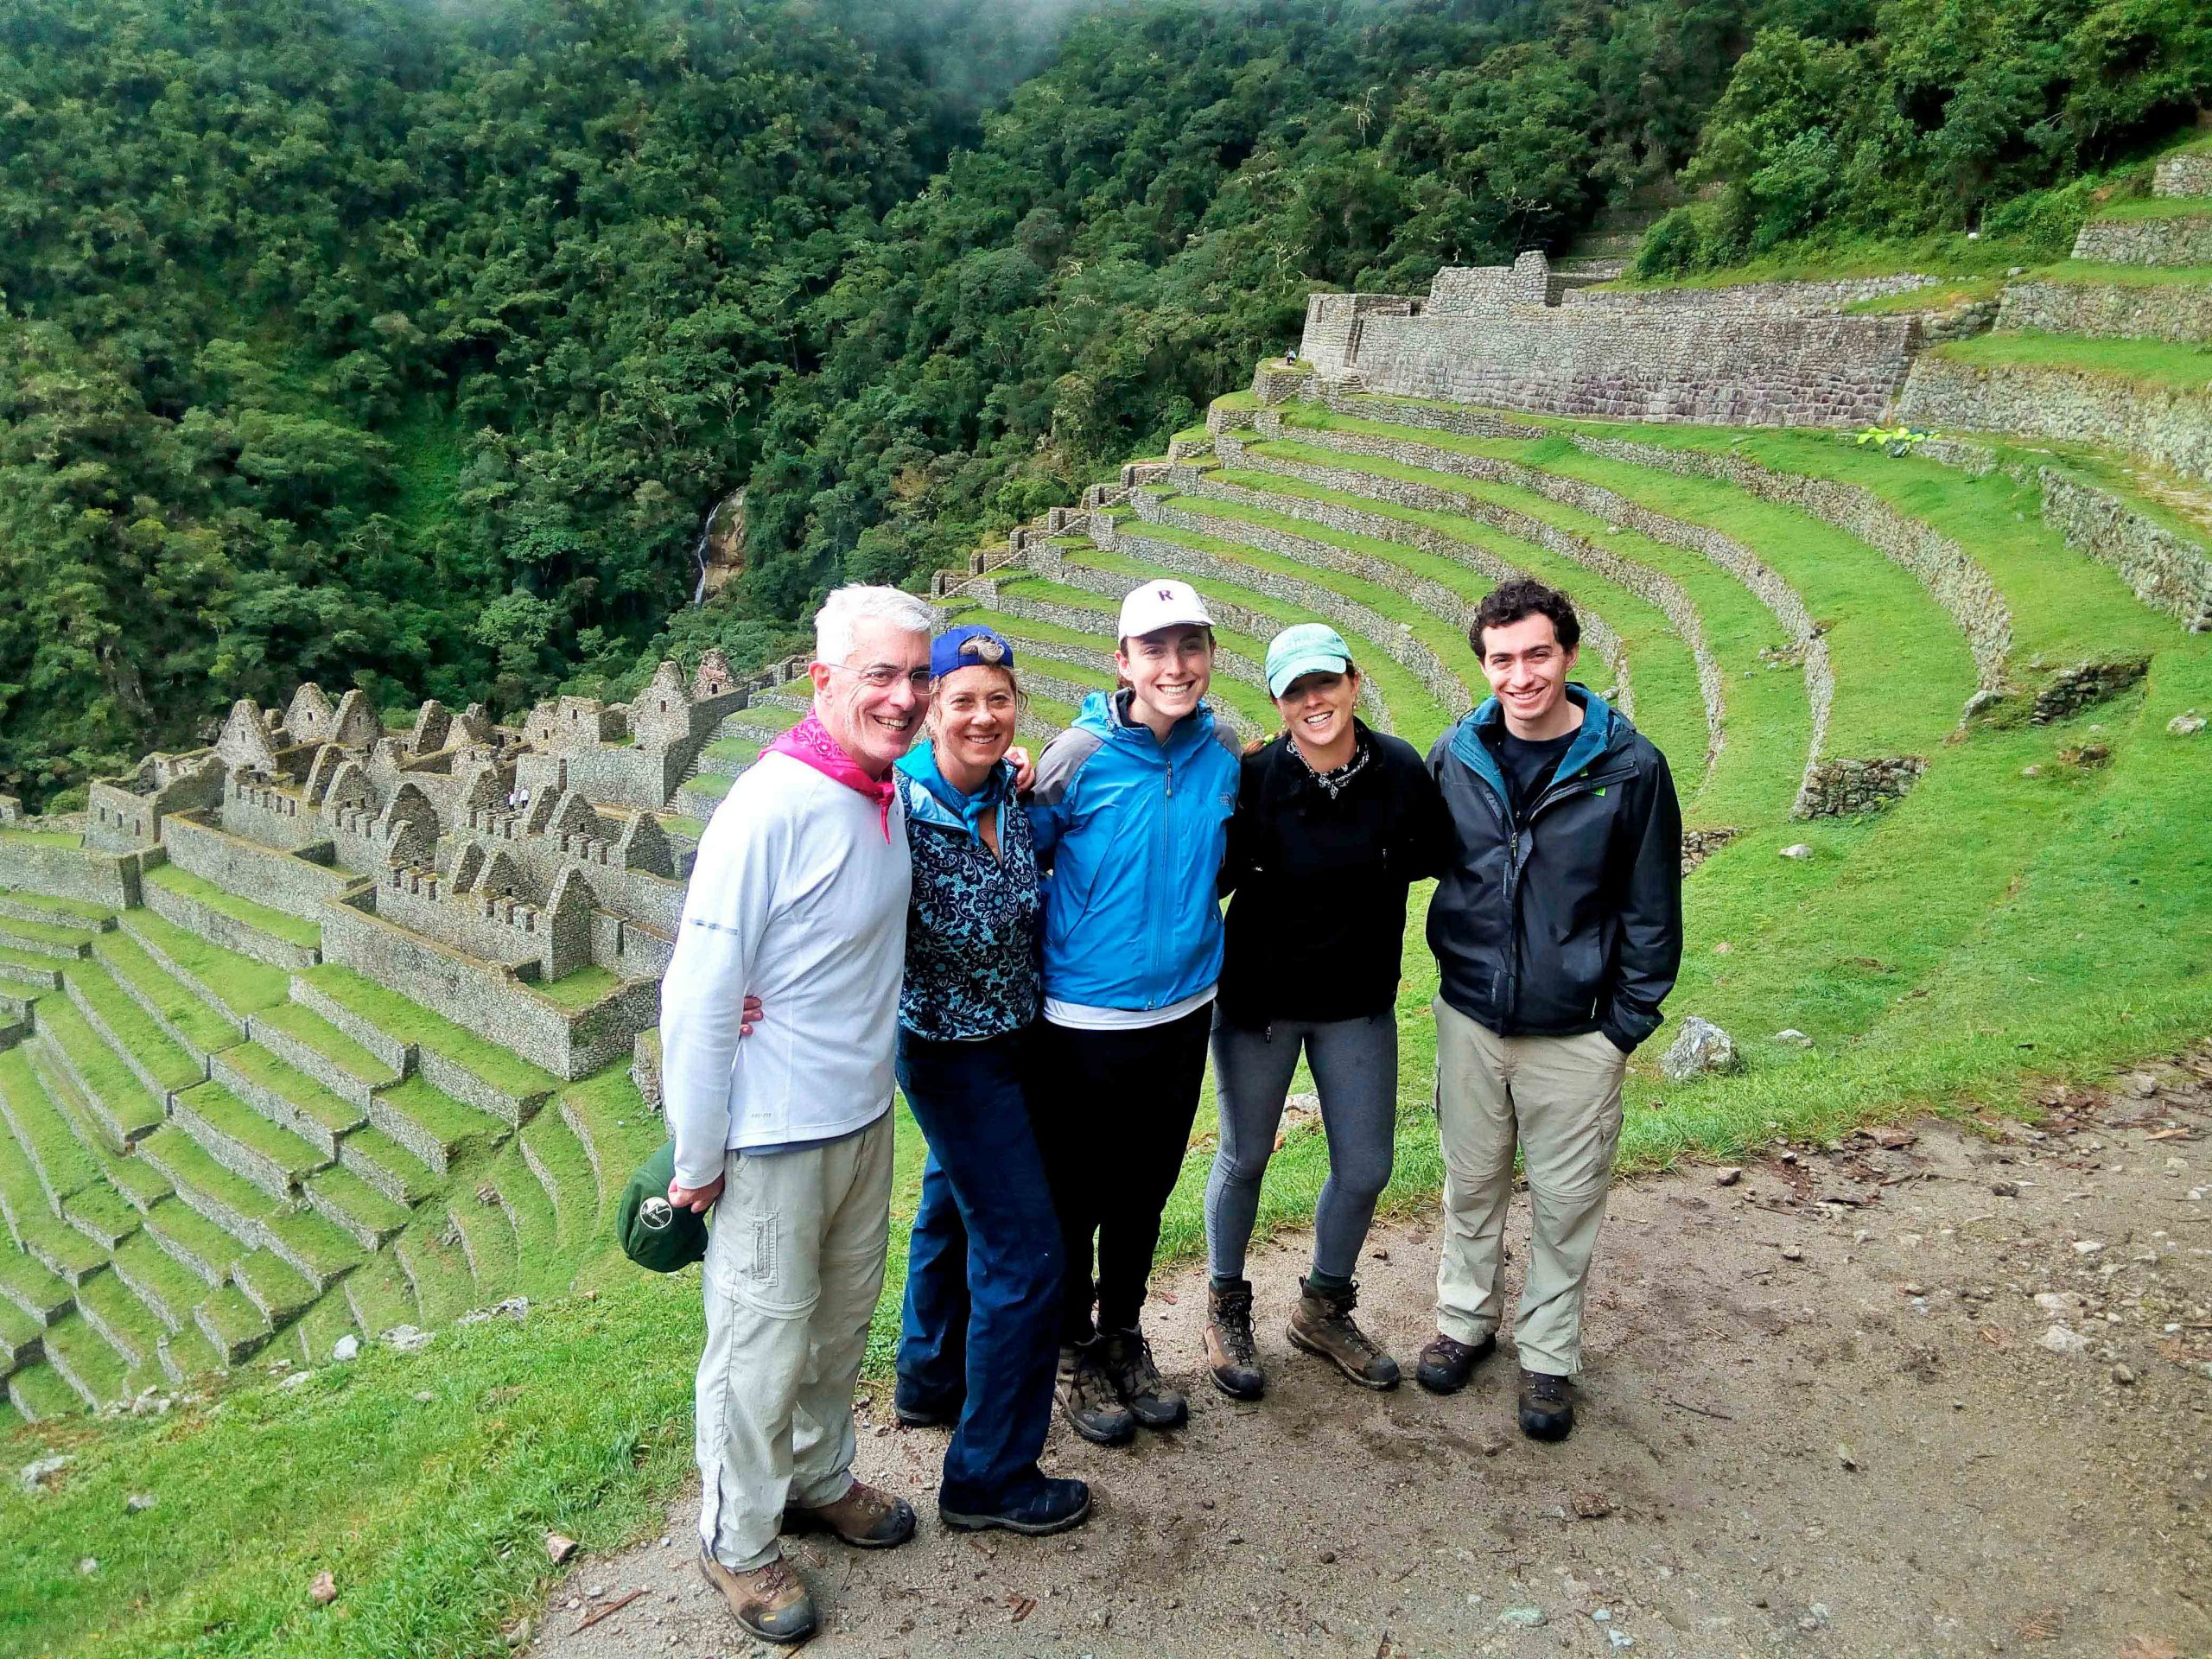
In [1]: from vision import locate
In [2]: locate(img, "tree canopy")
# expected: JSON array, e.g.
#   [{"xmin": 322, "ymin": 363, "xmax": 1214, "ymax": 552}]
[{"xmin": 1, "ymin": 0, "xmax": 2201, "ymax": 804}]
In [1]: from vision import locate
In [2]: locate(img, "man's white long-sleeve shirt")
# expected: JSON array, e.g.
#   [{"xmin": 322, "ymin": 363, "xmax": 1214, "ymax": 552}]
[{"xmin": 660, "ymin": 750, "xmax": 912, "ymax": 1190}]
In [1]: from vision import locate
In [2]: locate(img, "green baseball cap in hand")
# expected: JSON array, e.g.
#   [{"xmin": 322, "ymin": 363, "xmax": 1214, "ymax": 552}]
[{"xmin": 617, "ymin": 1139, "xmax": 709, "ymax": 1273}]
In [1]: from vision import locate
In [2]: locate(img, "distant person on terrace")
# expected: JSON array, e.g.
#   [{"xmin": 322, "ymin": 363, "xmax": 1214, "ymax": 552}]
[
  {"xmin": 1417, "ymin": 580, "xmax": 1682, "ymax": 1443},
  {"xmin": 660, "ymin": 583, "xmax": 933, "ymax": 1647},
  {"xmin": 887, "ymin": 624, "xmax": 1091, "ymax": 1538}
]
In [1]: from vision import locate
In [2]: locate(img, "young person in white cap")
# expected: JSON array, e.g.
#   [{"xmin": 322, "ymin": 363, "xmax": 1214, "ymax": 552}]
[
  {"xmin": 1024, "ymin": 578, "xmax": 1242, "ymax": 1446},
  {"xmin": 1203, "ymin": 624, "xmax": 1452, "ymax": 1401}
]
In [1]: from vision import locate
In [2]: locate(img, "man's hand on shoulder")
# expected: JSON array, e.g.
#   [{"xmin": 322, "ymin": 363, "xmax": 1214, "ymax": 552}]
[{"xmin": 669, "ymin": 1173, "xmax": 724, "ymax": 1214}]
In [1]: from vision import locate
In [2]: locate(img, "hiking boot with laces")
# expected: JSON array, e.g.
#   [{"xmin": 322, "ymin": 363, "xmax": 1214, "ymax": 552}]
[
  {"xmin": 1056, "ymin": 1340, "xmax": 1136, "ymax": 1446},
  {"xmin": 1517, "ymin": 1367, "xmax": 1576, "ymax": 1441},
  {"xmin": 1098, "ymin": 1325, "xmax": 1188, "ymax": 1429},
  {"xmin": 698, "ymin": 1551, "xmax": 817, "ymax": 1645},
  {"xmin": 1205, "ymin": 1279, "xmax": 1265, "ymax": 1401},
  {"xmin": 1414, "ymin": 1330, "xmax": 1497, "ymax": 1395},
  {"xmin": 1287, "ymin": 1276, "xmax": 1400, "ymax": 1389},
  {"xmin": 781, "ymin": 1478, "xmax": 917, "ymax": 1548}
]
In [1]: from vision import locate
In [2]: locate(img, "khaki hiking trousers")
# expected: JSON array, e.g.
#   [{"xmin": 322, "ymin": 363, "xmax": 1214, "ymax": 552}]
[
  {"xmin": 696, "ymin": 1112, "xmax": 893, "ymax": 1572},
  {"xmin": 1433, "ymin": 998, "xmax": 1627, "ymax": 1377}
]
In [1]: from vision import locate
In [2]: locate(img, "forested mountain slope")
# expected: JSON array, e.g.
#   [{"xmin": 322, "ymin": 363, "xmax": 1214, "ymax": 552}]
[{"xmin": 1, "ymin": 0, "xmax": 2202, "ymax": 808}]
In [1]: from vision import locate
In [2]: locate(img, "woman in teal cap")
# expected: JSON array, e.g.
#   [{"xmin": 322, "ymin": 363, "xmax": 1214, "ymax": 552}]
[{"xmin": 1203, "ymin": 622, "xmax": 1452, "ymax": 1400}]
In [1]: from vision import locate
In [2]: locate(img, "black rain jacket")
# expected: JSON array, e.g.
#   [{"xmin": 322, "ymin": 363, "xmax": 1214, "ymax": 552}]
[
  {"xmin": 1425, "ymin": 685, "xmax": 1683, "ymax": 1052},
  {"xmin": 1217, "ymin": 719, "xmax": 1452, "ymax": 1027}
]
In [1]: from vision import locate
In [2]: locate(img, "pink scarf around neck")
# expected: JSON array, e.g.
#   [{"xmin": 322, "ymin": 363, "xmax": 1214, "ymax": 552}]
[{"xmin": 767, "ymin": 714, "xmax": 896, "ymax": 840}]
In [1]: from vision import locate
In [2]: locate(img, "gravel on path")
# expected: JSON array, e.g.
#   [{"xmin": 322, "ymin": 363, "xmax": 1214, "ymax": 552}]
[{"xmin": 525, "ymin": 1055, "xmax": 2212, "ymax": 1659}]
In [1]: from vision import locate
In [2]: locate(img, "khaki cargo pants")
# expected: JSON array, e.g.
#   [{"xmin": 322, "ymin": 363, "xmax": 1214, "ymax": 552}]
[
  {"xmin": 1433, "ymin": 999, "xmax": 1626, "ymax": 1377},
  {"xmin": 695, "ymin": 1112, "xmax": 893, "ymax": 1572}
]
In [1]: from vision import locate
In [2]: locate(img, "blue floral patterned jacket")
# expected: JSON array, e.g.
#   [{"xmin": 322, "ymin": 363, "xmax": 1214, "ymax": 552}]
[{"xmin": 893, "ymin": 743, "xmax": 1042, "ymax": 1042}]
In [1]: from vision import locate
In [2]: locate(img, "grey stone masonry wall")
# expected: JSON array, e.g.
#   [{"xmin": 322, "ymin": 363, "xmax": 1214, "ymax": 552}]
[
  {"xmin": 1897, "ymin": 353, "xmax": 2212, "ymax": 484},
  {"xmin": 1348, "ymin": 305, "xmax": 1914, "ymax": 426},
  {"xmin": 161, "ymin": 811, "xmax": 352, "ymax": 921},
  {"xmin": 1299, "ymin": 294, "xmax": 1419, "ymax": 378},
  {"xmin": 140, "ymin": 864, "xmax": 320, "ymax": 972},
  {"xmin": 1114, "ymin": 495, "xmax": 1473, "ymax": 721},
  {"xmin": 375, "ymin": 864, "xmax": 543, "ymax": 969},
  {"xmin": 1560, "ymin": 274, "xmax": 1937, "ymax": 310},
  {"xmin": 222, "ymin": 775, "xmax": 330, "ymax": 854},
  {"xmin": 0, "ymin": 835, "xmax": 143, "ymax": 909},
  {"xmin": 1301, "ymin": 263, "xmax": 1919, "ymax": 429},
  {"xmin": 1996, "ymin": 278, "xmax": 2212, "ymax": 344},
  {"xmin": 86, "ymin": 753, "xmax": 222, "ymax": 855},
  {"xmin": 2035, "ymin": 468, "xmax": 2212, "ymax": 631},
  {"xmin": 2156, "ymin": 151, "xmax": 2212, "ymax": 197},
  {"xmin": 1681, "ymin": 826, "xmax": 1740, "ymax": 874},
  {"xmin": 1428, "ymin": 253, "xmax": 1549, "ymax": 311},
  {"xmin": 1214, "ymin": 432, "xmax": 1771, "ymax": 780},
  {"xmin": 1795, "ymin": 756, "xmax": 1926, "ymax": 818},
  {"xmin": 2072, "ymin": 211, "xmax": 2212, "ymax": 266},
  {"xmin": 319, "ymin": 899, "xmax": 636, "ymax": 1081},
  {"xmin": 1286, "ymin": 391, "xmax": 1550, "ymax": 442},
  {"xmin": 1566, "ymin": 433, "xmax": 2013, "ymax": 697},
  {"xmin": 2031, "ymin": 658, "xmax": 2148, "ymax": 723}
]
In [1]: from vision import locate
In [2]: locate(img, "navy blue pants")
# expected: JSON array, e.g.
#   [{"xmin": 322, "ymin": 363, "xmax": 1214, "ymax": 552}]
[{"xmin": 894, "ymin": 1025, "xmax": 1064, "ymax": 1510}]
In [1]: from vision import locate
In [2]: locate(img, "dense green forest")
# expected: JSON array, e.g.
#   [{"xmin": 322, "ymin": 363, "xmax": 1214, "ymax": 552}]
[{"xmin": 0, "ymin": 0, "xmax": 2203, "ymax": 806}]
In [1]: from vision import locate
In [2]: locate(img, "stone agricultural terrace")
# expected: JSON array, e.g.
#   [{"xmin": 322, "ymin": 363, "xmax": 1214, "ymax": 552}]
[{"xmin": 0, "ymin": 652, "xmax": 831, "ymax": 1419}]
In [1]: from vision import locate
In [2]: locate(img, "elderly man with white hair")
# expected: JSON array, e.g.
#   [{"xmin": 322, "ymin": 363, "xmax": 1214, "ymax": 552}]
[{"xmin": 661, "ymin": 582, "xmax": 937, "ymax": 1644}]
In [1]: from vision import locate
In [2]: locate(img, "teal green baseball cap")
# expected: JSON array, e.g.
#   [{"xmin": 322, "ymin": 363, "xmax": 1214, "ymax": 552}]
[{"xmin": 1265, "ymin": 622, "xmax": 1352, "ymax": 696}]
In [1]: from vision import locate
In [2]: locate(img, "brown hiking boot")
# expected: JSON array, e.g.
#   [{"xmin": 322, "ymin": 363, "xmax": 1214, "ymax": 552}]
[
  {"xmin": 1287, "ymin": 1277, "xmax": 1400, "ymax": 1389},
  {"xmin": 1056, "ymin": 1340, "xmax": 1136, "ymax": 1446},
  {"xmin": 699, "ymin": 1551, "xmax": 817, "ymax": 1645},
  {"xmin": 1205, "ymin": 1279, "xmax": 1265, "ymax": 1401},
  {"xmin": 1414, "ymin": 1330, "xmax": 1497, "ymax": 1395},
  {"xmin": 781, "ymin": 1478, "xmax": 916, "ymax": 1548},
  {"xmin": 1517, "ymin": 1368, "xmax": 1576, "ymax": 1441},
  {"xmin": 1098, "ymin": 1325, "xmax": 1188, "ymax": 1429}
]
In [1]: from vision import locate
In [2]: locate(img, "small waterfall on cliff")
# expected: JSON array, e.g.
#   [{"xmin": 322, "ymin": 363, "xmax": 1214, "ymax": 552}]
[{"xmin": 690, "ymin": 498, "xmax": 723, "ymax": 607}]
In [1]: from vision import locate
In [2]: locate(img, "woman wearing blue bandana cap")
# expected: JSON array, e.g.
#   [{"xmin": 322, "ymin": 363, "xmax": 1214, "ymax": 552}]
[{"xmin": 887, "ymin": 624, "xmax": 1091, "ymax": 1537}]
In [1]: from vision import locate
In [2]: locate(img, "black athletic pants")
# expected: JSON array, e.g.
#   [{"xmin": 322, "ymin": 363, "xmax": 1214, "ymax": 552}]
[{"xmin": 1028, "ymin": 1004, "xmax": 1213, "ymax": 1346}]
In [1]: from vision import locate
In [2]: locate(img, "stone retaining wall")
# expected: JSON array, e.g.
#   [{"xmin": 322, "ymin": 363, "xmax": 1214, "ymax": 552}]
[
  {"xmin": 1566, "ymin": 433, "xmax": 2012, "ymax": 696},
  {"xmin": 1217, "ymin": 432, "xmax": 1783, "ymax": 784},
  {"xmin": 2072, "ymin": 212, "xmax": 2212, "ymax": 266},
  {"xmin": 2035, "ymin": 468, "xmax": 2212, "ymax": 631},
  {"xmin": 141, "ymin": 873, "xmax": 319, "ymax": 971},
  {"xmin": 1996, "ymin": 279, "xmax": 2212, "ymax": 344},
  {"xmin": 319, "ymin": 901, "xmax": 635, "ymax": 1081},
  {"xmin": 1306, "ymin": 296, "xmax": 1914, "ymax": 429},
  {"xmin": 161, "ymin": 812, "xmax": 351, "ymax": 922},
  {"xmin": 2156, "ymin": 152, "xmax": 2212, "ymax": 197},
  {"xmin": 0, "ymin": 836, "xmax": 143, "ymax": 909},
  {"xmin": 1898, "ymin": 354, "xmax": 2212, "ymax": 484},
  {"xmin": 1795, "ymin": 756, "xmax": 1925, "ymax": 818},
  {"xmin": 1560, "ymin": 274, "xmax": 1936, "ymax": 310},
  {"xmin": 1681, "ymin": 826, "xmax": 1740, "ymax": 874},
  {"xmin": 1272, "ymin": 395, "xmax": 1550, "ymax": 443},
  {"xmin": 2031, "ymin": 658, "xmax": 2148, "ymax": 723}
]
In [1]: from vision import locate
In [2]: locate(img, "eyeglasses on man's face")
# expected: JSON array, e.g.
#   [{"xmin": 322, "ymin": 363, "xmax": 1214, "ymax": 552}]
[{"xmin": 826, "ymin": 662, "xmax": 934, "ymax": 693}]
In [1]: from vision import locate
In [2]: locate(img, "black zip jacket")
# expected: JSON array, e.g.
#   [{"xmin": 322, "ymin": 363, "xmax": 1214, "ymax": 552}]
[
  {"xmin": 1425, "ymin": 686, "xmax": 1683, "ymax": 1052},
  {"xmin": 1217, "ymin": 719, "xmax": 1453, "ymax": 1027}
]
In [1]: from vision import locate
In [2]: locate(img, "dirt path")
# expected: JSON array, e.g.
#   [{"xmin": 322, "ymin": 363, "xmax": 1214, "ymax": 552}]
[{"xmin": 527, "ymin": 1059, "xmax": 2212, "ymax": 1659}]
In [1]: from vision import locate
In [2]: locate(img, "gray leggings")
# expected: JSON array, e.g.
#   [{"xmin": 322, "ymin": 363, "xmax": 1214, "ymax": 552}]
[{"xmin": 1204, "ymin": 1011, "xmax": 1397, "ymax": 1282}]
